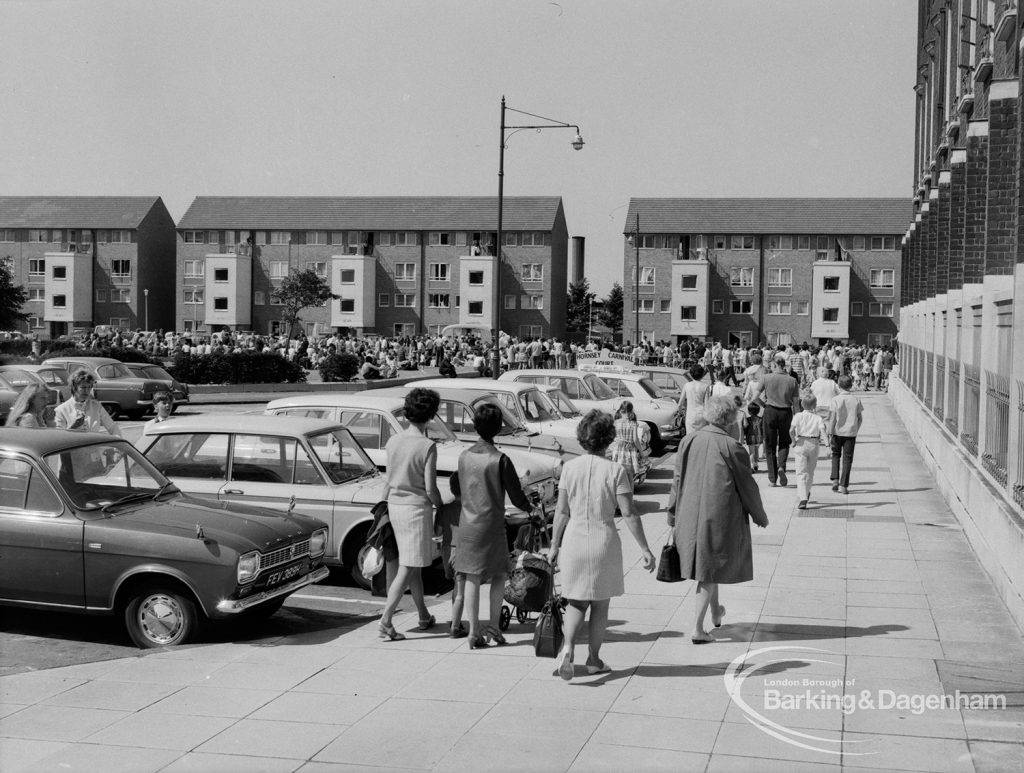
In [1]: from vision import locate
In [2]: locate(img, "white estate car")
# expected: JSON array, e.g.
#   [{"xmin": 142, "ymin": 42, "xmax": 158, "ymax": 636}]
[
  {"xmin": 263, "ymin": 393, "xmax": 559, "ymax": 519},
  {"xmin": 407, "ymin": 378, "xmax": 582, "ymax": 445},
  {"xmin": 580, "ymin": 369, "xmax": 683, "ymax": 450},
  {"xmin": 497, "ymin": 369, "xmax": 621, "ymax": 414}
]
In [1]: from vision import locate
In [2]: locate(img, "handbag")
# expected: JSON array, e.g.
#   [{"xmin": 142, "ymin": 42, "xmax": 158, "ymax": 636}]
[
  {"xmin": 656, "ymin": 536, "xmax": 684, "ymax": 583},
  {"xmin": 533, "ymin": 597, "xmax": 564, "ymax": 658},
  {"xmin": 360, "ymin": 546, "xmax": 384, "ymax": 580}
]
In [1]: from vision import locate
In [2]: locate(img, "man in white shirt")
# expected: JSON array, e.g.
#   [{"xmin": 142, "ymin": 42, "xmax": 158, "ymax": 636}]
[{"xmin": 826, "ymin": 375, "xmax": 864, "ymax": 494}]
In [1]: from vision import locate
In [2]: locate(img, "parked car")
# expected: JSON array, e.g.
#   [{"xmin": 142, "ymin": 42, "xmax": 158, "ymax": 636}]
[
  {"xmin": 498, "ymin": 369, "xmax": 620, "ymax": 414},
  {"xmin": 408, "ymin": 378, "xmax": 582, "ymax": 445},
  {"xmin": 539, "ymin": 385, "xmax": 583, "ymax": 420},
  {"xmin": 0, "ymin": 368, "xmax": 58, "ymax": 421},
  {"xmin": 8, "ymin": 364, "xmax": 72, "ymax": 402},
  {"xmin": 263, "ymin": 393, "xmax": 560, "ymax": 521},
  {"xmin": 122, "ymin": 362, "xmax": 190, "ymax": 409},
  {"xmin": 577, "ymin": 368, "xmax": 682, "ymax": 451},
  {"xmin": 136, "ymin": 415, "xmax": 392, "ymax": 588},
  {"xmin": 43, "ymin": 356, "xmax": 166, "ymax": 419},
  {"xmin": 0, "ymin": 428, "xmax": 330, "ymax": 647},
  {"xmin": 385, "ymin": 386, "xmax": 585, "ymax": 460},
  {"xmin": 630, "ymin": 365, "xmax": 692, "ymax": 402}
]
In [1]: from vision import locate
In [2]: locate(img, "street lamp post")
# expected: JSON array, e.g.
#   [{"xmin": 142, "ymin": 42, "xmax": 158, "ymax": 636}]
[
  {"xmin": 493, "ymin": 96, "xmax": 584, "ymax": 379},
  {"xmin": 143, "ymin": 288, "xmax": 149, "ymax": 331}
]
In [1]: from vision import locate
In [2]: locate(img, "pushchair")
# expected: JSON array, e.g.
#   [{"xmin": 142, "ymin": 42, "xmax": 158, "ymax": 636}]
[{"xmin": 499, "ymin": 511, "xmax": 553, "ymax": 631}]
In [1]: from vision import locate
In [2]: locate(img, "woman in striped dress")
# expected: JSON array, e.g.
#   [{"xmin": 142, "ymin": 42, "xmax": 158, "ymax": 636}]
[
  {"xmin": 607, "ymin": 401, "xmax": 650, "ymax": 490},
  {"xmin": 549, "ymin": 411, "xmax": 656, "ymax": 681}
]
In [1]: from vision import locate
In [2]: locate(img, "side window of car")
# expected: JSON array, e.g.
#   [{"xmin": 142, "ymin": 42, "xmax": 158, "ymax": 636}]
[
  {"xmin": 145, "ymin": 433, "xmax": 229, "ymax": 480},
  {"xmin": 96, "ymin": 365, "xmax": 116, "ymax": 379},
  {"xmin": 277, "ymin": 408, "xmax": 331, "ymax": 420},
  {"xmin": 559, "ymin": 378, "xmax": 583, "ymax": 400},
  {"xmin": 517, "ymin": 376, "xmax": 539, "ymax": 384},
  {"xmin": 0, "ymin": 457, "xmax": 62, "ymax": 514},
  {"xmin": 339, "ymin": 411, "xmax": 384, "ymax": 449},
  {"xmin": 231, "ymin": 435, "xmax": 292, "ymax": 483},
  {"xmin": 288, "ymin": 440, "xmax": 325, "ymax": 486}
]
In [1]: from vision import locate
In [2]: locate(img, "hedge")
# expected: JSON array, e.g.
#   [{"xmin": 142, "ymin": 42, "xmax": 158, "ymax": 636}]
[
  {"xmin": 318, "ymin": 353, "xmax": 360, "ymax": 382},
  {"xmin": 167, "ymin": 351, "xmax": 307, "ymax": 385}
]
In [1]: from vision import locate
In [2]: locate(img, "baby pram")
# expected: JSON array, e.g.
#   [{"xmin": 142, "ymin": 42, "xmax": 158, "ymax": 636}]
[{"xmin": 499, "ymin": 512, "xmax": 553, "ymax": 631}]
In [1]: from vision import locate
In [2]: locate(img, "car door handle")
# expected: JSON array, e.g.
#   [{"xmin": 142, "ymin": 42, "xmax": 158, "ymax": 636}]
[{"xmin": 223, "ymin": 489, "xmax": 244, "ymax": 495}]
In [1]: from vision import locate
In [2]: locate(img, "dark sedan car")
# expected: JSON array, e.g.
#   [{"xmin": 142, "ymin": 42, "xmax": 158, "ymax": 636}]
[
  {"xmin": 43, "ymin": 356, "xmax": 166, "ymax": 419},
  {"xmin": 0, "ymin": 429, "xmax": 329, "ymax": 647},
  {"xmin": 122, "ymin": 362, "xmax": 190, "ymax": 409}
]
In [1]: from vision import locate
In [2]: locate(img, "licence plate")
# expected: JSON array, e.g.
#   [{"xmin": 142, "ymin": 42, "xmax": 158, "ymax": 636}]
[{"xmin": 258, "ymin": 558, "xmax": 311, "ymax": 590}]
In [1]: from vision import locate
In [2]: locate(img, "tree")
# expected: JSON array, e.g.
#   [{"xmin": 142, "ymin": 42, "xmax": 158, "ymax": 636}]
[
  {"xmin": 599, "ymin": 282, "xmax": 623, "ymax": 335},
  {"xmin": 0, "ymin": 261, "xmax": 28, "ymax": 331},
  {"xmin": 270, "ymin": 268, "xmax": 338, "ymax": 337},
  {"xmin": 565, "ymin": 278, "xmax": 596, "ymax": 333}
]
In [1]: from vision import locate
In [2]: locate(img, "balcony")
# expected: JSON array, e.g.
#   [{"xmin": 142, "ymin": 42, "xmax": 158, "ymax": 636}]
[
  {"xmin": 974, "ymin": 34, "xmax": 994, "ymax": 82},
  {"xmin": 678, "ymin": 248, "xmax": 710, "ymax": 261},
  {"xmin": 995, "ymin": 0, "xmax": 1017, "ymax": 43}
]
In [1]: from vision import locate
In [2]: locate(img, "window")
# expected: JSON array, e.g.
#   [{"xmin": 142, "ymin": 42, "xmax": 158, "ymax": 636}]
[
  {"xmin": 714, "ymin": 235, "xmax": 727, "ymax": 249},
  {"xmin": 823, "ymin": 276, "xmax": 840, "ymax": 292},
  {"xmin": 870, "ymin": 236, "xmax": 896, "ymax": 250},
  {"xmin": 520, "ymin": 295, "xmax": 543, "ymax": 310},
  {"xmin": 52, "ymin": 266, "xmax": 67, "ymax": 280},
  {"xmin": 767, "ymin": 268, "xmax": 792, "ymax": 287},
  {"xmin": 0, "ymin": 229, "xmax": 13, "ymax": 242},
  {"xmin": 97, "ymin": 230, "xmax": 109, "ymax": 244},
  {"xmin": 111, "ymin": 259, "xmax": 130, "ymax": 278},
  {"xmin": 184, "ymin": 260, "xmax": 204, "ymax": 278},
  {"xmin": 796, "ymin": 301, "xmax": 809, "ymax": 315},
  {"xmin": 395, "ymin": 232, "xmax": 418, "ymax": 246},
  {"xmin": 660, "ymin": 299, "xmax": 671, "ymax": 313},
  {"xmin": 680, "ymin": 306, "xmax": 697, "ymax": 320},
  {"xmin": 307, "ymin": 231, "xmax": 327, "ymax": 245},
  {"xmin": 339, "ymin": 298, "xmax": 355, "ymax": 313},
  {"xmin": 815, "ymin": 235, "xmax": 831, "ymax": 260},
  {"xmin": 29, "ymin": 259, "xmax": 44, "ymax": 276},
  {"xmin": 712, "ymin": 299, "xmax": 724, "ymax": 314},
  {"xmin": 869, "ymin": 269, "xmax": 895, "ymax": 288},
  {"xmin": 632, "ymin": 267, "xmax": 656, "ymax": 286},
  {"xmin": 631, "ymin": 299, "xmax": 655, "ymax": 313},
  {"xmin": 767, "ymin": 301, "xmax": 791, "ymax": 315},
  {"xmin": 254, "ymin": 291, "xmax": 265, "ymax": 305},
  {"xmin": 767, "ymin": 235, "xmax": 793, "ymax": 250},
  {"xmin": 29, "ymin": 229, "xmax": 48, "ymax": 242},
  {"xmin": 505, "ymin": 232, "xmax": 517, "ymax": 246},
  {"xmin": 522, "ymin": 264, "xmax": 544, "ymax": 282},
  {"xmin": 394, "ymin": 323, "xmax": 416, "ymax": 337},
  {"xmin": 184, "ymin": 288, "xmax": 204, "ymax": 304},
  {"xmin": 394, "ymin": 294, "xmax": 416, "ymax": 308},
  {"xmin": 110, "ymin": 288, "xmax": 130, "ymax": 303},
  {"xmin": 213, "ymin": 297, "xmax": 228, "ymax": 311},
  {"xmin": 428, "ymin": 294, "xmax": 450, "ymax": 308},
  {"xmin": 468, "ymin": 300, "xmax": 484, "ymax": 315},
  {"xmin": 867, "ymin": 333, "xmax": 893, "ymax": 347},
  {"xmin": 109, "ymin": 317, "xmax": 129, "ymax": 328},
  {"xmin": 214, "ymin": 268, "xmax": 229, "ymax": 282},
  {"xmin": 269, "ymin": 293, "xmax": 283, "ymax": 305},
  {"xmin": 521, "ymin": 232, "xmax": 550, "ymax": 246},
  {"xmin": 109, "ymin": 230, "xmax": 130, "ymax": 244},
  {"xmin": 305, "ymin": 261, "xmax": 327, "ymax": 277},
  {"xmin": 797, "ymin": 236, "xmax": 811, "ymax": 250},
  {"xmin": 52, "ymin": 294, "xmax": 66, "ymax": 308},
  {"xmin": 468, "ymin": 270, "xmax": 484, "ymax": 285},
  {"xmin": 869, "ymin": 302, "xmax": 894, "ymax": 317},
  {"xmin": 394, "ymin": 263, "xmax": 416, "ymax": 281},
  {"xmin": 428, "ymin": 232, "xmax": 452, "ymax": 246},
  {"xmin": 730, "ymin": 267, "xmax": 753, "ymax": 287},
  {"xmin": 339, "ymin": 268, "xmax": 355, "ymax": 284},
  {"xmin": 30, "ymin": 288, "xmax": 45, "ymax": 301},
  {"xmin": 28, "ymin": 315, "xmax": 43, "ymax": 329},
  {"xmin": 378, "ymin": 294, "xmax": 390, "ymax": 307},
  {"xmin": 853, "ymin": 236, "xmax": 866, "ymax": 250},
  {"xmin": 851, "ymin": 302, "xmax": 864, "ymax": 316},
  {"xmin": 730, "ymin": 235, "xmax": 755, "ymax": 249},
  {"xmin": 822, "ymin": 307, "xmax": 839, "ymax": 322},
  {"xmin": 681, "ymin": 274, "xmax": 698, "ymax": 290},
  {"xmin": 730, "ymin": 300, "xmax": 752, "ymax": 314},
  {"xmin": 429, "ymin": 263, "xmax": 449, "ymax": 281},
  {"xmin": 270, "ymin": 231, "xmax": 290, "ymax": 245},
  {"xmin": 183, "ymin": 231, "xmax": 205, "ymax": 244},
  {"xmin": 270, "ymin": 261, "xmax": 288, "ymax": 279}
]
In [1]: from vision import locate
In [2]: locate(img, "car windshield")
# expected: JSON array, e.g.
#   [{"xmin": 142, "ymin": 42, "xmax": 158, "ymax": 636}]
[
  {"xmin": 39, "ymin": 369, "xmax": 68, "ymax": 386},
  {"xmin": 638, "ymin": 377, "xmax": 667, "ymax": 399},
  {"xmin": 475, "ymin": 397, "xmax": 529, "ymax": 435},
  {"xmin": 546, "ymin": 390, "xmax": 581, "ymax": 418},
  {"xmin": 393, "ymin": 410, "xmax": 458, "ymax": 443},
  {"xmin": 306, "ymin": 429, "xmax": 377, "ymax": 484},
  {"xmin": 44, "ymin": 440, "xmax": 169, "ymax": 510},
  {"xmin": 96, "ymin": 363, "xmax": 134, "ymax": 379},
  {"xmin": 0, "ymin": 369, "xmax": 38, "ymax": 389},
  {"xmin": 517, "ymin": 389, "xmax": 561, "ymax": 423},
  {"xmin": 584, "ymin": 373, "xmax": 616, "ymax": 400}
]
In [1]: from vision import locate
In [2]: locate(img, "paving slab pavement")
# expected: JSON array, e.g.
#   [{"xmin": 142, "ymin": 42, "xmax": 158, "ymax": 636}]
[{"xmin": 3, "ymin": 391, "xmax": 1023, "ymax": 772}]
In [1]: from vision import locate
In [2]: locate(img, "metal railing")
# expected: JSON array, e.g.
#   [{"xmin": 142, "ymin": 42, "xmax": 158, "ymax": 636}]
[
  {"xmin": 933, "ymin": 355, "xmax": 945, "ymax": 421},
  {"xmin": 961, "ymin": 364, "xmax": 981, "ymax": 456},
  {"xmin": 946, "ymin": 359, "xmax": 960, "ymax": 435},
  {"xmin": 924, "ymin": 352, "xmax": 934, "ymax": 409},
  {"xmin": 1015, "ymin": 380, "xmax": 1024, "ymax": 510},
  {"xmin": 982, "ymin": 370, "xmax": 1010, "ymax": 486}
]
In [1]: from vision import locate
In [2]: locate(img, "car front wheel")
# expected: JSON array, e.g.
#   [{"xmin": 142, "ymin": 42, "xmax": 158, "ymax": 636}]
[{"xmin": 124, "ymin": 585, "xmax": 199, "ymax": 648}]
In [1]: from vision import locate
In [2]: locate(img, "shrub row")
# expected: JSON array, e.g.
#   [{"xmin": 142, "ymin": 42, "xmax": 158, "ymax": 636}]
[
  {"xmin": 317, "ymin": 353, "xmax": 360, "ymax": 382},
  {"xmin": 168, "ymin": 351, "xmax": 307, "ymax": 385}
]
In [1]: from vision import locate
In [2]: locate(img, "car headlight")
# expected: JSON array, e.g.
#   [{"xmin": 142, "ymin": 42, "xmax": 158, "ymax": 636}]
[
  {"xmin": 310, "ymin": 528, "xmax": 328, "ymax": 557},
  {"xmin": 237, "ymin": 551, "xmax": 260, "ymax": 584}
]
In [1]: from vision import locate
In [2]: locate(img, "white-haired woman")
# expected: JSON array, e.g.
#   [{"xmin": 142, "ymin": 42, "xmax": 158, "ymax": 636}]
[
  {"xmin": 667, "ymin": 396, "xmax": 768, "ymax": 643},
  {"xmin": 607, "ymin": 400, "xmax": 650, "ymax": 491}
]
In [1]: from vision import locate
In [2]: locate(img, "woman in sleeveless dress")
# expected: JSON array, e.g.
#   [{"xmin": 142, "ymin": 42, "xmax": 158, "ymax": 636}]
[
  {"xmin": 607, "ymin": 401, "xmax": 650, "ymax": 490},
  {"xmin": 378, "ymin": 388, "xmax": 445, "ymax": 641}
]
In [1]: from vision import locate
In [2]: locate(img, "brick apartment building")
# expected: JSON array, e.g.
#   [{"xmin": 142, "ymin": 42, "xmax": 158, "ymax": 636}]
[
  {"xmin": 175, "ymin": 196, "xmax": 569, "ymax": 339},
  {"xmin": 891, "ymin": 1, "xmax": 1024, "ymax": 628},
  {"xmin": 0, "ymin": 197, "xmax": 176, "ymax": 338},
  {"xmin": 620, "ymin": 198, "xmax": 910, "ymax": 348}
]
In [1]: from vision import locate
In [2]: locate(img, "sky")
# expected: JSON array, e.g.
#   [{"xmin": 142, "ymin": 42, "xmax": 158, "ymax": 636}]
[{"xmin": 1, "ymin": 0, "xmax": 918, "ymax": 295}]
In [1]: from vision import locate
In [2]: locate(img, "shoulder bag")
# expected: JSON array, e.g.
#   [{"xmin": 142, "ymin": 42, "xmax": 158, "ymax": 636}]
[{"xmin": 656, "ymin": 534, "xmax": 684, "ymax": 583}]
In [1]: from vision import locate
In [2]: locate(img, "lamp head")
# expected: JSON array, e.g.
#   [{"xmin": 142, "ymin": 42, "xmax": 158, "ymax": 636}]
[{"xmin": 571, "ymin": 132, "xmax": 584, "ymax": 151}]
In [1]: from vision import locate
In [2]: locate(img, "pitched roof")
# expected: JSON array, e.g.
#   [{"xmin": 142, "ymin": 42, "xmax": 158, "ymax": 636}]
[
  {"xmin": 0, "ymin": 197, "xmax": 164, "ymax": 228},
  {"xmin": 178, "ymin": 196, "xmax": 564, "ymax": 231},
  {"xmin": 624, "ymin": 198, "xmax": 911, "ymax": 235}
]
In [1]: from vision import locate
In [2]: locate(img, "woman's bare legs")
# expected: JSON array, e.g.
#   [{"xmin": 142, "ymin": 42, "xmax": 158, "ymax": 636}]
[
  {"xmin": 558, "ymin": 599, "xmax": 588, "ymax": 679},
  {"xmin": 693, "ymin": 581, "xmax": 719, "ymax": 640},
  {"xmin": 381, "ymin": 566, "xmax": 430, "ymax": 629},
  {"xmin": 464, "ymin": 574, "xmax": 483, "ymax": 638},
  {"xmin": 487, "ymin": 573, "xmax": 506, "ymax": 632},
  {"xmin": 586, "ymin": 599, "xmax": 610, "ymax": 665}
]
